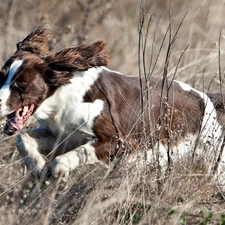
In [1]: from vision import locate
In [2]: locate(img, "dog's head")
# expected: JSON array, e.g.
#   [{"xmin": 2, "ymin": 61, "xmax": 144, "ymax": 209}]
[{"xmin": 0, "ymin": 27, "xmax": 109, "ymax": 135}]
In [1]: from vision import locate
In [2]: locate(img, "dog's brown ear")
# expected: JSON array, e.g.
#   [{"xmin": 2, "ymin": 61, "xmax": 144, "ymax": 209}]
[
  {"xmin": 16, "ymin": 27, "xmax": 50, "ymax": 56},
  {"xmin": 76, "ymin": 40, "xmax": 109, "ymax": 67},
  {"xmin": 47, "ymin": 40, "xmax": 109, "ymax": 69},
  {"xmin": 44, "ymin": 40, "xmax": 109, "ymax": 86}
]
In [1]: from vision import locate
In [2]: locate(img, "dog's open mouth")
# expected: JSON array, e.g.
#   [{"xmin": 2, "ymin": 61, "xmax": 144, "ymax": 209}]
[{"xmin": 4, "ymin": 104, "xmax": 35, "ymax": 135}]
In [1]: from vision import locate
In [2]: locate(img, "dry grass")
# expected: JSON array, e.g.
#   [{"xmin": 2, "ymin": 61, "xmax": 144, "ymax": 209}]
[{"xmin": 1, "ymin": 0, "xmax": 225, "ymax": 224}]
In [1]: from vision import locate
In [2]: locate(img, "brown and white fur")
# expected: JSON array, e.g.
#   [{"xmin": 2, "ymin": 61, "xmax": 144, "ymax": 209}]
[{"xmin": 0, "ymin": 28, "xmax": 225, "ymax": 184}]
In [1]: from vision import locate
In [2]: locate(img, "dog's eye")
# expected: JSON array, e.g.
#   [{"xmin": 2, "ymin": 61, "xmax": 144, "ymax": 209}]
[
  {"xmin": 15, "ymin": 80, "xmax": 27, "ymax": 87},
  {"xmin": 13, "ymin": 79, "xmax": 27, "ymax": 91}
]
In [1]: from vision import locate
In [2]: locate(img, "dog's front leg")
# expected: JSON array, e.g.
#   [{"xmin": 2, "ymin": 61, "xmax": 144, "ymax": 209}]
[
  {"xmin": 16, "ymin": 130, "xmax": 55, "ymax": 179},
  {"xmin": 50, "ymin": 141, "xmax": 104, "ymax": 180}
]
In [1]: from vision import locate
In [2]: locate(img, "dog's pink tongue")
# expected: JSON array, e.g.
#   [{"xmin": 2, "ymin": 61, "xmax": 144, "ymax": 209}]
[
  {"xmin": 4, "ymin": 114, "xmax": 23, "ymax": 135},
  {"xmin": 4, "ymin": 104, "xmax": 35, "ymax": 136}
]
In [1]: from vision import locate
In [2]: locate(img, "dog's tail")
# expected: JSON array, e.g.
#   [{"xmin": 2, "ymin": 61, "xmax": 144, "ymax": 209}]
[
  {"xmin": 208, "ymin": 93, "xmax": 225, "ymax": 126},
  {"xmin": 208, "ymin": 93, "xmax": 225, "ymax": 112}
]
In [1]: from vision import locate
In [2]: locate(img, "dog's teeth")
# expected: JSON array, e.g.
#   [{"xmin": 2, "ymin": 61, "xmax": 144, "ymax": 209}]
[{"xmin": 22, "ymin": 106, "xmax": 28, "ymax": 116}]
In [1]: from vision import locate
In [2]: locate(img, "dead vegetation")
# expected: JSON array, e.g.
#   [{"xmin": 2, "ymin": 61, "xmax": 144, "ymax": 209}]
[{"xmin": 1, "ymin": 0, "xmax": 225, "ymax": 224}]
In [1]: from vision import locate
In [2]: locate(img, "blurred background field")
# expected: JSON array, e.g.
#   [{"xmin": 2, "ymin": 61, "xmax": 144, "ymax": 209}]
[
  {"xmin": 1, "ymin": 0, "xmax": 225, "ymax": 86},
  {"xmin": 0, "ymin": 0, "xmax": 225, "ymax": 224}
]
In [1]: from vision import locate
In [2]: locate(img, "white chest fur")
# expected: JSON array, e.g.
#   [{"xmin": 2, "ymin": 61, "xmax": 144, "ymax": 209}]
[{"xmin": 35, "ymin": 67, "xmax": 104, "ymax": 135}]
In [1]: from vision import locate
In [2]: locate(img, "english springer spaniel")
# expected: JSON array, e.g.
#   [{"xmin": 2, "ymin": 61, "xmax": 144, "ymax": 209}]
[{"xmin": 0, "ymin": 28, "xmax": 224, "ymax": 184}]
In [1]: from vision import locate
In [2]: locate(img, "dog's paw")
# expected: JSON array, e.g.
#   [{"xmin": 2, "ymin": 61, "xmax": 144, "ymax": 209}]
[
  {"xmin": 50, "ymin": 155, "xmax": 71, "ymax": 181},
  {"xmin": 37, "ymin": 164, "xmax": 51, "ymax": 183},
  {"xmin": 24, "ymin": 158, "xmax": 46, "ymax": 179}
]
